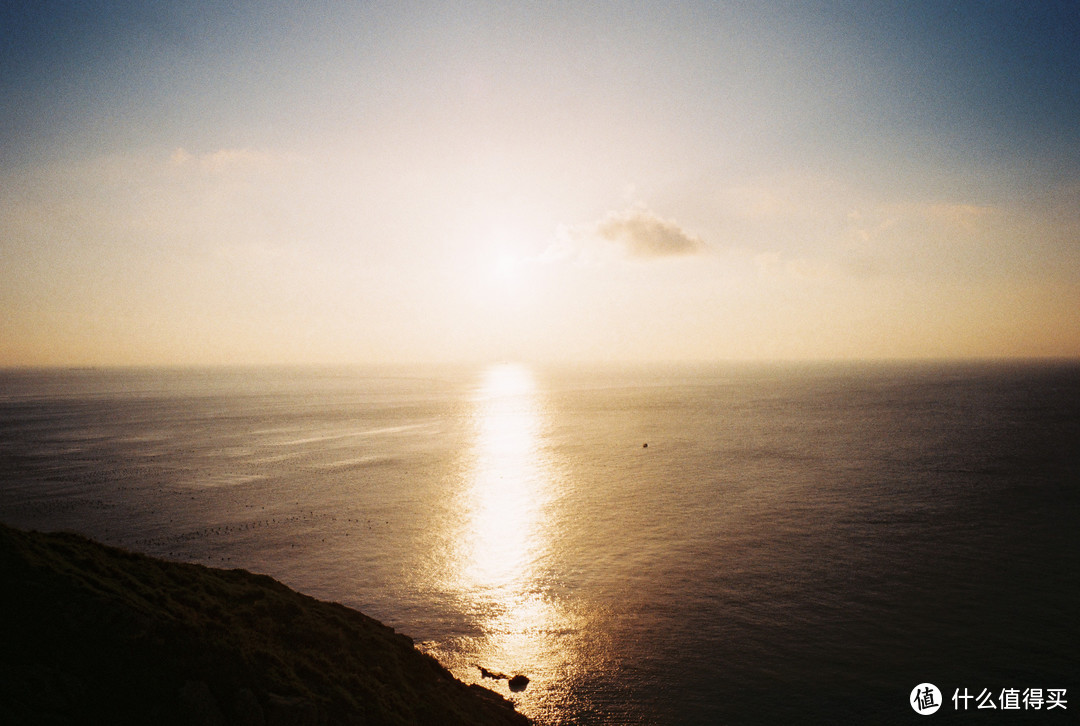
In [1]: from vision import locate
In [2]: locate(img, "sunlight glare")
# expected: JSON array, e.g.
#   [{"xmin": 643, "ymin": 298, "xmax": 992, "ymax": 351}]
[
  {"xmin": 434, "ymin": 362, "xmax": 568, "ymax": 712},
  {"xmin": 465, "ymin": 364, "xmax": 543, "ymax": 587},
  {"xmin": 493, "ymin": 253, "xmax": 521, "ymax": 284},
  {"xmin": 480, "ymin": 362, "xmax": 535, "ymax": 399}
]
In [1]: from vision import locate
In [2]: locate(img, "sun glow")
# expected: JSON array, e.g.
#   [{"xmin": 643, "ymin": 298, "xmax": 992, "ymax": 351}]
[
  {"xmin": 476, "ymin": 210, "xmax": 545, "ymax": 295},
  {"xmin": 492, "ymin": 253, "xmax": 521, "ymax": 284}
]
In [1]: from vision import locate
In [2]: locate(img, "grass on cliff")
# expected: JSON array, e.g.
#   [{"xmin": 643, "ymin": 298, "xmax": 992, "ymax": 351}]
[{"xmin": 0, "ymin": 522, "xmax": 530, "ymax": 726}]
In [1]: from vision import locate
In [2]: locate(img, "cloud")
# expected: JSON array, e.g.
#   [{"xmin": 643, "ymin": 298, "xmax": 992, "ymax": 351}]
[
  {"xmin": 926, "ymin": 203, "xmax": 997, "ymax": 232},
  {"xmin": 561, "ymin": 207, "xmax": 704, "ymax": 261},
  {"xmin": 168, "ymin": 147, "xmax": 287, "ymax": 174},
  {"xmin": 540, "ymin": 207, "xmax": 707, "ymax": 265},
  {"xmin": 594, "ymin": 207, "xmax": 707, "ymax": 258}
]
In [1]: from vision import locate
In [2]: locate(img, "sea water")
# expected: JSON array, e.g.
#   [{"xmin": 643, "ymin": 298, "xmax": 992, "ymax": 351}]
[{"xmin": 1, "ymin": 362, "xmax": 1077, "ymax": 724}]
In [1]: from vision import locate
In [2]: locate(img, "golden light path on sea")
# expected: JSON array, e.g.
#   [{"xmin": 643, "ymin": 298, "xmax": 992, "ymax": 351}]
[
  {"xmin": 429, "ymin": 363, "xmax": 576, "ymax": 720},
  {"xmin": 465, "ymin": 364, "xmax": 547, "ymax": 588}
]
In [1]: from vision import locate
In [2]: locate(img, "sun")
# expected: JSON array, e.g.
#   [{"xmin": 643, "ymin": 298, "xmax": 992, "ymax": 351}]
[
  {"xmin": 492, "ymin": 253, "xmax": 521, "ymax": 284},
  {"xmin": 470, "ymin": 215, "xmax": 547, "ymax": 308}
]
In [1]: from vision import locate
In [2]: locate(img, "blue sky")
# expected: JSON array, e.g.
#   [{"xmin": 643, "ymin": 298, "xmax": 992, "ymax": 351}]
[{"xmin": 2, "ymin": 1, "xmax": 1078, "ymax": 364}]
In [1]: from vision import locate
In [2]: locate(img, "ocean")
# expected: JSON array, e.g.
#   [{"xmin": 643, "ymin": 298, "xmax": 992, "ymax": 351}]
[{"xmin": 1, "ymin": 361, "xmax": 1077, "ymax": 724}]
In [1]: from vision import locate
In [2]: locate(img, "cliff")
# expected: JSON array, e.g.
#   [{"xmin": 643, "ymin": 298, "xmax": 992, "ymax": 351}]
[{"xmin": 0, "ymin": 523, "xmax": 531, "ymax": 725}]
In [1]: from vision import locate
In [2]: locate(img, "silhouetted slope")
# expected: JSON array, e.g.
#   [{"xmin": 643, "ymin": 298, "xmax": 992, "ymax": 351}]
[{"xmin": 0, "ymin": 523, "xmax": 531, "ymax": 725}]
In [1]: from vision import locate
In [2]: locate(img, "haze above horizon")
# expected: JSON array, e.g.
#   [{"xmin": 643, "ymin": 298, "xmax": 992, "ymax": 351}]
[{"xmin": 2, "ymin": 1, "xmax": 1078, "ymax": 366}]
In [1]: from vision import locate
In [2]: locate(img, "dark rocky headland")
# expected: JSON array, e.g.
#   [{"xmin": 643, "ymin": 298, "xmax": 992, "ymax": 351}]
[{"xmin": 0, "ymin": 523, "xmax": 531, "ymax": 725}]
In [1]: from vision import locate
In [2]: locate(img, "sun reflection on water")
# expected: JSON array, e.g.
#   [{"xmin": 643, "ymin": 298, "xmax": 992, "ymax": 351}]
[
  {"xmin": 433, "ymin": 363, "xmax": 572, "ymax": 719},
  {"xmin": 465, "ymin": 364, "xmax": 545, "ymax": 589}
]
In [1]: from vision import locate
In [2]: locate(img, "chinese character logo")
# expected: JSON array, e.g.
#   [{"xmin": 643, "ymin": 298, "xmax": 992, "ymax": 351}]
[{"xmin": 911, "ymin": 683, "xmax": 942, "ymax": 715}]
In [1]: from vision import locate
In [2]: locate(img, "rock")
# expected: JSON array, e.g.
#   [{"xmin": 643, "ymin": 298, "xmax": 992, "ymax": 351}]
[
  {"xmin": 478, "ymin": 665, "xmax": 508, "ymax": 680},
  {"xmin": 0, "ymin": 523, "xmax": 533, "ymax": 726},
  {"xmin": 508, "ymin": 675, "xmax": 529, "ymax": 692}
]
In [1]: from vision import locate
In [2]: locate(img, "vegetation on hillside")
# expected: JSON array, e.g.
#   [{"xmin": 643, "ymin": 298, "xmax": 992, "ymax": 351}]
[{"xmin": 0, "ymin": 523, "xmax": 531, "ymax": 725}]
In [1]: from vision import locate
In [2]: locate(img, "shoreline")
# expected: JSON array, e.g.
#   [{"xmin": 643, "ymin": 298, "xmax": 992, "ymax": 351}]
[{"xmin": 0, "ymin": 522, "xmax": 531, "ymax": 725}]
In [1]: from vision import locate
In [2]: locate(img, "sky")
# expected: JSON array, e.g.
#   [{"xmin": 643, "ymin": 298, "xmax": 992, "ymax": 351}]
[{"xmin": 2, "ymin": 0, "xmax": 1079, "ymax": 366}]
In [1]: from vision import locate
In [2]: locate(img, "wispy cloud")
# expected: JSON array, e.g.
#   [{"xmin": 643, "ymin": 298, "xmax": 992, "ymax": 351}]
[
  {"xmin": 925, "ymin": 203, "xmax": 997, "ymax": 233},
  {"xmin": 169, "ymin": 147, "xmax": 288, "ymax": 174}
]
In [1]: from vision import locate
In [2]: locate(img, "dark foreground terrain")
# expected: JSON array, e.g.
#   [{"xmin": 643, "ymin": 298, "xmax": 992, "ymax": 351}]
[{"xmin": 0, "ymin": 523, "xmax": 530, "ymax": 725}]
